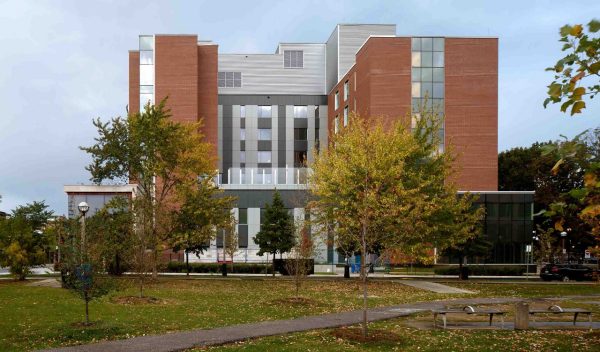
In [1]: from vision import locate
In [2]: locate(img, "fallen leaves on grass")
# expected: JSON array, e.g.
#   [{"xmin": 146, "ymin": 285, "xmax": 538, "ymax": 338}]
[{"xmin": 331, "ymin": 327, "xmax": 404, "ymax": 343}]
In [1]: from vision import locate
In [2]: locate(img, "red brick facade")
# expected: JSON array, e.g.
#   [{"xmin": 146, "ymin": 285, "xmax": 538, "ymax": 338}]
[
  {"xmin": 128, "ymin": 51, "xmax": 140, "ymax": 115},
  {"xmin": 328, "ymin": 36, "xmax": 498, "ymax": 191},
  {"xmin": 155, "ymin": 35, "xmax": 199, "ymax": 124}
]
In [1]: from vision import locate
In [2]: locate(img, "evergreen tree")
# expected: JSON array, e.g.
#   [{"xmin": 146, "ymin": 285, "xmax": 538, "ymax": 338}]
[{"xmin": 254, "ymin": 191, "xmax": 295, "ymax": 276}]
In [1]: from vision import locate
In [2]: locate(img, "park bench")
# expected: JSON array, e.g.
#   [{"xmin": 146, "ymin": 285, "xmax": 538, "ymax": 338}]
[
  {"xmin": 529, "ymin": 305, "xmax": 593, "ymax": 328},
  {"xmin": 432, "ymin": 305, "xmax": 506, "ymax": 329}
]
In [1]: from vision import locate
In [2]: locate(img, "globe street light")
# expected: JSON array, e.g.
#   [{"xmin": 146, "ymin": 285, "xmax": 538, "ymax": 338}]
[{"xmin": 78, "ymin": 202, "xmax": 89, "ymax": 260}]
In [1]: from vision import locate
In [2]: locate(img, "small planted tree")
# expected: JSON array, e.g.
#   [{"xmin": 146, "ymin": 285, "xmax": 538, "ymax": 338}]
[
  {"xmin": 0, "ymin": 201, "xmax": 53, "ymax": 280},
  {"xmin": 254, "ymin": 191, "xmax": 295, "ymax": 276},
  {"xmin": 59, "ymin": 213, "xmax": 116, "ymax": 325},
  {"xmin": 223, "ymin": 215, "xmax": 239, "ymax": 272},
  {"xmin": 285, "ymin": 224, "xmax": 314, "ymax": 299}
]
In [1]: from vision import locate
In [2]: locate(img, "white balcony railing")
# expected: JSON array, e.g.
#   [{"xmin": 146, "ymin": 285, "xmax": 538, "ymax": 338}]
[{"xmin": 215, "ymin": 167, "xmax": 310, "ymax": 186}]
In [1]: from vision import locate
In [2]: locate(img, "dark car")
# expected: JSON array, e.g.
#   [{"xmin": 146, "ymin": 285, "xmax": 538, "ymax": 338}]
[{"xmin": 540, "ymin": 264, "xmax": 594, "ymax": 282}]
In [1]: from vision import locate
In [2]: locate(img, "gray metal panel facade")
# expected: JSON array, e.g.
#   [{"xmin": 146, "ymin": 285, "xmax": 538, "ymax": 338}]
[
  {"xmin": 337, "ymin": 24, "xmax": 396, "ymax": 82},
  {"xmin": 325, "ymin": 26, "xmax": 339, "ymax": 93},
  {"xmin": 218, "ymin": 44, "xmax": 326, "ymax": 95},
  {"xmin": 218, "ymin": 95, "xmax": 327, "ymax": 172}
]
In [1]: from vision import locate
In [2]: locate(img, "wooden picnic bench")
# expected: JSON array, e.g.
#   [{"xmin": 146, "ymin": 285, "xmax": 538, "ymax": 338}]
[
  {"xmin": 529, "ymin": 305, "xmax": 593, "ymax": 328},
  {"xmin": 432, "ymin": 305, "xmax": 506, "ymax": 329}
]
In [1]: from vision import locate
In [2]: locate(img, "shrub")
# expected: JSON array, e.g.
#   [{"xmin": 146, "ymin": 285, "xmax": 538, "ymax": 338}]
[
  {"xmin": 433, "ymin": 265, "xmax": 528, "ymax": 276},
  {"xmin": 165, "ymin": 262, "xmax": 271, "ymax": 274}
]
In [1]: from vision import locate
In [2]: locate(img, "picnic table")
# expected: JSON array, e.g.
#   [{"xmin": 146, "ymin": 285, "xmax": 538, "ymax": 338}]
[
  {"xmin": 432, "ymin": 305, "xmax": 506, "ymax": 329},
  {"xmin": 529, "ymin": 305, "xmax": 593, "ymax": 328}
]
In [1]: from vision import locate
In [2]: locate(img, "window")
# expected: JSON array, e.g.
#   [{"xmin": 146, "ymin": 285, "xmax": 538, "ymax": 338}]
[
  {"xmin": 294, "ymin": 105, "xmax": 307, "ymax": 118},
  {"xmin": 139, "ymin": 35, "xmax": 154, "ymax": 50},
  {"xmin": 140, "ymin": 51, "xmax": 153, "ymax": 65},
  {"xmin": 238, "ymin": 208, "xmax": 248, "ymax": 224},
  {"xmin": 343, "ymin": 106, "xmax": 349, "ymax": 126},
  {"xmin": 258, "ymin": 151, "xmax": 272, "ymax": 163},
  {"xmin": 240, "ymin": 105, "xmax": 246, "ymax": 118},
  {"xmin": 140, "ymin": 65, "xmax": 154, "ymax": 86},
  {"xmin": 334, "ymin": 91, "xmax": 339, "ymax": 110},
  {"xmin": 258, "ymin": 128, "xmax": 272, "ymax": 140},
  {"xmin": 294, "ymin": 151, "xmax": 307, "ymax": 167},
  {"xmin": 258, "ymin": 105, "xmax": 272, "ymax": 118},
  {"xmin": 240, "ymin": 129, "xmax": 246, "ymax": 141},
  {"xmin": 239, "ymin": 151, "xmax": 246, "ymax": 163},
  {"xmin": 294, "ymin": 128, "xmax": 307, "ymax": 141},
  {"xmin": 218, "ymin": 72, "xmax": 241, "ymax": 88},
  {"xmin": 344, "ymin": 81, "xmax": 349, "ymax": 100},
  {"xmin": 314, "ymin": 106, "xmax": 319, "ymax": 119},
  {"xmin": 334, "ymin": 115, "xmax": 339, "ymax": 134},
  {"xmin": 284, "ymin": 50, "xmax": 303, "ymax": 68}
]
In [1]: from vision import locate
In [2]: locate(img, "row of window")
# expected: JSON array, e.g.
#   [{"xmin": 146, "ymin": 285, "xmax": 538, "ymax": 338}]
[
  {"xmin": 238, "ymin": 105, "xmax": 313, "ymax": 118},
  {"xmin": 411, "ymin": 51, "xmax": 444, "ymax": 68},
  {"xmin": 412, "ymin": 37, "xmax": 444, "ymax": 52},
  {"xmin": 239, "ymin": 128, "xmax": 308, "ymax": 141},
  {"xmin": 218, "ymin": 71, "xmax": 242, "ymax": 88}
]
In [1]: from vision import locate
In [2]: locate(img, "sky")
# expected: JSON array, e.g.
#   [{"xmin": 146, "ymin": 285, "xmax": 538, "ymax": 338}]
[{"xmin": 0, "ymin": 0, "xmax": 599, "ymax": 215}]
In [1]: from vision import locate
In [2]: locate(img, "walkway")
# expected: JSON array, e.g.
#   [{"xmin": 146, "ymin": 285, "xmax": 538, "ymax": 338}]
[
  {"xmin": 42, "ymin": 297, "xmax": 534, "ymax": 352},
  {"xmin": 398, "ymin": 280, "xmax": 474, "ymax": 294}
]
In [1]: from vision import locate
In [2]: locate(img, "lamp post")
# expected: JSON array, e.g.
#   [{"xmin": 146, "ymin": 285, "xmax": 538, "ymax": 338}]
[
  {"xmin": 78, "ymin": 202, "xmax": 89, "ymax": 260},
  {"xmin": 560, "ymin": 230, "xmax": 568, "ymax": 263}
]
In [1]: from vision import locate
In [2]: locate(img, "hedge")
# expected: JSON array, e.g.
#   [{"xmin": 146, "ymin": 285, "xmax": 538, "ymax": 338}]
[
  {"xmin": 166, "ymin": 262, "xmax": 272, "ymax": 274},
  {"xmin": 433, "ymin": 265, "xmax": 530, "ymax": 276}
]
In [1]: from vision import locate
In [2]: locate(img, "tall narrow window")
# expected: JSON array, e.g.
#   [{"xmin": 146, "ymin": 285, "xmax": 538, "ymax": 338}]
[
  {"xmin": 294, "ymin": 106, "xmax": 307, "ymax": 118},
  {"xmin": 294, "ymin": 128, "xmax": 307, "ymax": 141},
  {"xmin": 258, "ymin": 151, "xmax": 272, "ymax": 163},
  {"xmin": 240, "ymin": 129, "xmax": 246, "ymax": 141},
  {"xmin": 343, "ymin": 106, "xmax": 349, "ymax": 126},
  {"xmin": 258, "ymin": 128, "xmax": 272, "ymax": 140},
  {"xmin": 334, "ymin": 115, "xmax": 339, "ymax": 134},
  {"xmin": 344, "ymin": 81, "xmax": 349, "ymax": 101},
  {"xmin": 258, "ymin": 105, "xmax": 272, "ymax": 118},
  {"xmin": 334, "ymin": 91, "xmax": 339, "ymax": 110},
  {"xmin": 240, "ymin": 105, "xmax": 246, "ymax": 118}
]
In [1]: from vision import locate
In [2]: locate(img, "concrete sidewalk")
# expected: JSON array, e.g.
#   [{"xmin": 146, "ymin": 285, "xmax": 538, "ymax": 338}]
[{"xmin": 41, "ymin": 297, "xmax": 529, "ymax": 352}]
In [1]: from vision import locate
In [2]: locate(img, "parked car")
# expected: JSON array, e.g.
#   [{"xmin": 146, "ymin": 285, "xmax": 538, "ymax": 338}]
[{"xmin": 540, "ymin": 264, "xmax": 594, "ymax": 282}]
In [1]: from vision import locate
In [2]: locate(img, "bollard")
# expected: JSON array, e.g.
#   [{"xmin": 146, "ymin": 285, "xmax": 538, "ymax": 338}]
[
  {"xmin": 514, "ymin": 302, "xmax": 529, "ymax": 330},
  {"xmin": 344, "ymin": 264, "xmax": 350, "ymax": 278}
]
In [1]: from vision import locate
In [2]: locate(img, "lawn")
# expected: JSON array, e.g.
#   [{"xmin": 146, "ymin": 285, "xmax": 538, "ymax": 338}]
[
  {"xmin": 0, "ymin": 277, "xmax": 598, "ymax": 351},
  {"xmin": 201, "ymin": 321, "xmax": 600, "ymax": 352}
]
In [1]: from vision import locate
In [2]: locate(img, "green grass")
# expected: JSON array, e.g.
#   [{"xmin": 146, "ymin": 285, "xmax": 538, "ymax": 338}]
[
  {"xmin": 0, "ymin": 278, "xmax": 598, "ymax": 351},
  {"xmin": 202, "ymin": 321, "xmax": 600, "ymax": 352}
]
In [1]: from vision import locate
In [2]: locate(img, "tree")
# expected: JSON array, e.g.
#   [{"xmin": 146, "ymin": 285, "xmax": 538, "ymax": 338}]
[
  {"xmin": 542, "ymin": 131, "xmax": 600, "ymax": 259},
  {"xmin": 223, "ymin": 215, "xmax": 239, "ymax": 272},
  {"xmin": 81, "ymin": 99, "xmax": 215, "ymax": 278},
  {"xmin": 309, "ymin": 111, "xmax": 482, "ymax": 337},
  {"xmin": 544, "ymin": 19, "xmax": 600, "ymax": 115},
  {"xmin": 170, "ymin": 177, "xmax": 235, "ymax": 277},
  {"xmin": 285, "ymin": 223, "xmax": 314, "ymax": 299},
  {"xmin": 254, "ymin": 191, "xmax": 295, "ymax": 276},
  {"xmin": 0, "ymin": 201, "xmax": 53, "ymax": 280},
  {"xmin": 58, "ymin": 215, "xmax": 116, "ymax": 325}
]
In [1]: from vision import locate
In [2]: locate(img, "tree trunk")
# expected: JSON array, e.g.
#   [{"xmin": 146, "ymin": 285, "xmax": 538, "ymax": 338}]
[
  {"xmin": 361, "ymin": 223, "xmax": 368, "ymax": 338},
  {"xmin": 115, "ymin": 253, "xmax": 121, "ymax": 276},
  {"xmin": 84, "ymin": 291, "xmax": 90, "ymax": 325},
  {"xmin": 272, "ymin": 252, "xmax": 276, "ymax": 277},
  {"xmin": 458, "ymin": 255, "xmax": 464, "ymax": 280},
  {"xmin": 186, "ymin": 251, "xmax": 190, "ymax": 277}
]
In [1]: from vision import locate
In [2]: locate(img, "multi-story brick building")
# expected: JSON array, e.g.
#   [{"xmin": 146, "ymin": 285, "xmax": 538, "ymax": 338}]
[{"xmin": 83, "ymin": 24, "xmax": 533, "ymax": 265}]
